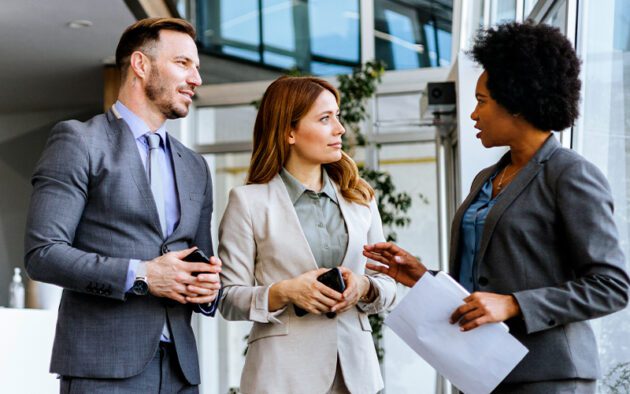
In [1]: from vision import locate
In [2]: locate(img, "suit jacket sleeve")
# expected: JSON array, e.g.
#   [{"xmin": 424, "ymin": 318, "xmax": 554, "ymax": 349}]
[
  {"xmin": 513, "ymin": 159, "xmax": 630, "ymax": 334},
  {"xmin": 193, "ymin": 156, "xmax": 220, "ymax": 316},
  {"xmin": 218, "ymin": 188, "xmax": 285, "ymax": 323},
  {"xmin": 357, "ymin": 198, "xmax": 398, "ymax": 314},
  {"xmin": 24, "ymin": 121, "xmax": 129, "ymax": 300}
]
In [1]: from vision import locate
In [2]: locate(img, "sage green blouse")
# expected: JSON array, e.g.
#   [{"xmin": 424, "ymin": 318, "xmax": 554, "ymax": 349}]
[{"xmin": 279, "ymin": 168, "xmax": 349, "ymax": 269}]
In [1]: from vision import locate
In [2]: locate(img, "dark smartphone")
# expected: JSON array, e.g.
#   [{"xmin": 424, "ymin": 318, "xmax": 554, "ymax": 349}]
[
  {"xmin": 294, "ymin": 267, "xmax": 346, "ymax": 318},
  {"xmin": 182, "ymin": 249, "xmax": 211, "ymax": 276}
]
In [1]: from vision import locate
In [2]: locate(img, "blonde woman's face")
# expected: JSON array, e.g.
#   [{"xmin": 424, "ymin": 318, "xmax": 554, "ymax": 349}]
[{"xmin": 288, "ymin": 90, "xmax": 345, "ymax": 166}]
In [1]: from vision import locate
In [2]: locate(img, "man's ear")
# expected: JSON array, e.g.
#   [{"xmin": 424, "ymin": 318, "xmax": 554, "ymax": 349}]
[{"xmin": 129, "ymin": 51, "xmax": 150, "ymax": 80}]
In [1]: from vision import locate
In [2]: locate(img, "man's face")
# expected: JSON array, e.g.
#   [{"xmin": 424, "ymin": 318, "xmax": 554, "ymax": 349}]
[{"xmin": 144, "ymin": 30, "xmax": 201, "ymax": 120}]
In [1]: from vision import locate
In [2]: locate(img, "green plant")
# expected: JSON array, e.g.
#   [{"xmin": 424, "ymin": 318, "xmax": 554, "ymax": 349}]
[
  {"xmin": 336, "ymin": 60, "xmax": 412, "ymax": 362},
  {"xmin": 603, "ymin": 362, "xmax": 630, "ymax": 394}
]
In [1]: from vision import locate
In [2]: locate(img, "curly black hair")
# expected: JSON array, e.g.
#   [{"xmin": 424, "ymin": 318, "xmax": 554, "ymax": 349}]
[{"xmin": 470, "ymin": 21, "xmax": 581, "ymax": 131}]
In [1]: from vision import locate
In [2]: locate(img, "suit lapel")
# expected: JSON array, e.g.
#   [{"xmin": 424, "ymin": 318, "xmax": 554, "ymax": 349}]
[
  {"xmin": 269, "ymin": 175, "xmax": 319, "ymax": 271},
  {"xmin": 475, "ymin": 135, "xmax": 561, "ymax": 266},
  {"xmin": 105, "ymin": 108, "xmax": 163, "ymax": 236},
  {"xmin": 167, "ymin": 136, "xmax": 189, "ymax": 239}
]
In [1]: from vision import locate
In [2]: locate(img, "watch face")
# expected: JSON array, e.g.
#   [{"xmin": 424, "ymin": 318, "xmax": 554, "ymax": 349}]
[{"xmin": 132, "ymin": 279, "xmax": 149, "ymax": 295}]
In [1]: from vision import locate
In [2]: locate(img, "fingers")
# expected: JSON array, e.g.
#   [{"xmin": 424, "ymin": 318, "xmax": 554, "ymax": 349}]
[
  {"xmin": 314, "ymin": 282, "xmax": 343, "ymax": 302},
  {"xmin": 460, "ymin": 315, "xmax": 492, "ymax": 331},
  {"xmin": 364, "ymin": 242, "xmax": 404, "ymax": 255},
  {"xmin": 209, "ymin": 256, "xmax": 222, "ymax": 266},
  {"xmin": 185, "ymin": 291, "xmax": 219, "ymax": 304},
  {"xmin": 450, "ymin": 301, "xmax": 477, "ymax": 323},
  {"xmin": 365, "ymin": 262, "xmax": 389, "ymax": 274},
  {"xmin": 173, "ymin": 246, "xmax": 198, "ymax": 259}
]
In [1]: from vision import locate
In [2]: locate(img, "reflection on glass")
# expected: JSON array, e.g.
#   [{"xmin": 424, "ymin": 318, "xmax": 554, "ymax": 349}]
[
  {"xmin": 309, "ymin": 0, "xmax": 360, "ymax": 62},
  {"xmin": 575, "ymin": 0, "xmax": 630, "ymax": 388},
  {"xmin": 489, "ymin": 0, "xmax": 516, "ymax": 24},
  {"xmin": 374, "ymin": 0, "xmax": 453, "ymax": 70},
  {"xmin": 196, "ymin": 105, "xmax": 257, "ymax": 145},
  {"xmin": 544, "ymin": 0, "xmax": 567, "ymax": 33},
  {"xmin": 523, "ymin": 0, "xmax": 537, "ymax": 18},
  {"xmin": 195, "ymin": 0, "xmax": 360, "ymax": 75}
]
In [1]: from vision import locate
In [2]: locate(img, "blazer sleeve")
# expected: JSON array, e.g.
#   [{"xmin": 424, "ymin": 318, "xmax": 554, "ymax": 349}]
[
  {"xmin": 218, "ymin": 188, "xmax": 286, "ymax": 323},
  {"xmin": 193, "ymin": 157, "xmax": 219, "ymax": 316},
  {"xmin": 357, "ymin": 198, "xmax": 398, "ymax": 314},
  {"xmin": 513, "ymin": 159, "xmax": 630, "ymax": 334},
  {"xmin": 24, "ymin": 122, "xmax": 130, "ymax": 300}
]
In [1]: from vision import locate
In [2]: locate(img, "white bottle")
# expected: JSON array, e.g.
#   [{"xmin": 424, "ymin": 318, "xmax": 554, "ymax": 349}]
[{"xmin": 9, "ymin": 267, "xmax": 25, "ymax": 309}]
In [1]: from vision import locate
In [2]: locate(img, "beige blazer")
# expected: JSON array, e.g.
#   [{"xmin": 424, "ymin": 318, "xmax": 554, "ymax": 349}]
[{"xmin": 218, "ymin": 174, "xmax": 397, "ymax": 394}]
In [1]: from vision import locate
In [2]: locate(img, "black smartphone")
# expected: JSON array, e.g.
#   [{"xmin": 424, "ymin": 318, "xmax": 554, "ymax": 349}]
[
  {"xmin": 182, "ymin": 249, "xmax": 211, "ymax": 276},
  {"xmin": 294, "ymin": 267, "xmax": 346, "ymax": 318}
]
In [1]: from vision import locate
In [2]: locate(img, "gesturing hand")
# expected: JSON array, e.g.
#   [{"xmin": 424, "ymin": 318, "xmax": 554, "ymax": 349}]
[
  {"xmin": 146, "ymin": 247, "xmax": 220, "ymax": 304},
  {"xmin": 363, "ymin": 242, "xmax": 427, "ymax": 287},
  {"xmin": 450, "ymin": 292, "xmax": 521, "ymax": 331},
  {"xmin": 281, "ymin": 268, "xmax": 344, "ymax": 315},
  {"xmin": 331, "ymin": 267, "xmax": 371, "ymax": 313}
]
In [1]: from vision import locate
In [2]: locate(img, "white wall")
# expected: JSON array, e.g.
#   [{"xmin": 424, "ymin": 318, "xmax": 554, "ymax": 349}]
[{"xmin": 0, "ymin": 107, "xmax": 98, "ymax": 307}]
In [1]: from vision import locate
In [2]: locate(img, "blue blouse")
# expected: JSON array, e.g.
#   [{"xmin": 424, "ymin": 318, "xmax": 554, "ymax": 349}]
[{"xmin": 458, "ymin": 172, "xmax": 501, "ymax": 293}]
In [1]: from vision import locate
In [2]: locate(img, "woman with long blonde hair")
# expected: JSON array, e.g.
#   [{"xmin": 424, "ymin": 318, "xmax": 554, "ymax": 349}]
[{"xmin": 218, "ymin": 76, "xmax": 396, "ymax": 394}]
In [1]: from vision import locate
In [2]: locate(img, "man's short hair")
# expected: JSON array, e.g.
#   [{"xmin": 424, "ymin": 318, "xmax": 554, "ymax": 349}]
[{"xmin": 115, "ymin": 17, "xmax": 196, "ymax": 75}]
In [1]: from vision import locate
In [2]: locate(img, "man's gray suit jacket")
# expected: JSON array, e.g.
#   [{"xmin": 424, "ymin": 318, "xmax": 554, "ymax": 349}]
[
  {"xmin": 24, "ymin": 109, "xmax": 214, "ymax": 384},
  {"xmin": 449, "ymin": 136, "xmax": 629, "ymax": 383}
]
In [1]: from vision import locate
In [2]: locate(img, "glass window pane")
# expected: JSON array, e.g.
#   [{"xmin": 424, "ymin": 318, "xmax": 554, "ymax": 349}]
[
  {"xmin": 489, "ymin": 0, "xmax": 516, "ymax": 24},
  {"xmin": 544, "ymin": 1, "xmax": 567, "ymax": 34},
  {"xmin": 375, "ymin": 0, "xmax": 453, "ymax": 70},
  {"xmin": 309, "ymin": 0, "xmax": 360, "ymax": 62},
  {"xmin": 377, "ymin": 142, "xmax": 439, "ymax": 393},
  {"xmin": 376, "ymin": 92, "xmax": 422, "ymax": 128},
  {"xmin": 220, "ymin": 0, "xmax": 260, "ymax": 46},
  {"xmin": 196, "ymin": 105, "xmax": 256, "ymax": 145},
  {"xmin": 262, "ymin": 0, "xmax": 295, "ymax": 52},
  {"xmin": 574, "ymin": 0, "xmax": 630, "ymax": 387}
]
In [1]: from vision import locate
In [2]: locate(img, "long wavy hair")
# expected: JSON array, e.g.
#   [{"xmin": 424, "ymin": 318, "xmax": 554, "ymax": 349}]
[{"xmin": 247, "ymin": 76, "xmax": 374, "ymax": 206}]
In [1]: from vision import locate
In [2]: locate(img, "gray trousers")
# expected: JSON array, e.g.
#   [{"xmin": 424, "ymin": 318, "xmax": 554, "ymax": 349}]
[
  {"xmin": 491, "ymin": 379, "xmax": 597, "ymax": 394},
  {"xmin": 59, "ymin": 342, "xmax": 198, "ymax": 394}
]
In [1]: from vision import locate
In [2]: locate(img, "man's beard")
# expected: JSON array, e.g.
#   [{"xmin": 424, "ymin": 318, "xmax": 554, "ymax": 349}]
[{"xmin": 145, "ymin": 67, "xmax": 189, "ymax": 120}]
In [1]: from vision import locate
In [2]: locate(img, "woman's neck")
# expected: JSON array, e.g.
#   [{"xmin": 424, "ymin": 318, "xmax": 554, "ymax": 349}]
[
  {"xmin": 285, "ymin": 160, "xmax": 323, "ymax": 191},
  {"xmin": 508, "ymin": 128, "xmax": 552, "ymax": 167}
]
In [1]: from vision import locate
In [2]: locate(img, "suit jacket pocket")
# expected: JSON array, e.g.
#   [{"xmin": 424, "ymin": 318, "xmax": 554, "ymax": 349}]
[
  {"xmin": 189, "ymin": 192, "xmax": 205, "ymax": 202},
  {"xmin": 247, "ymin": 318, "xmax": 290, "ymax": 344},
  {"xmin": 358, "ymin": 312, "xmax": 373, "ymax": 332}
]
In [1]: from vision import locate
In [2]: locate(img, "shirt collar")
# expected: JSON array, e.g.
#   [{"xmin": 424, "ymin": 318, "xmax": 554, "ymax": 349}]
[
  {"xmin": 114, "ymin": 100, "xmax": 167, "ymax": 143},
  {"xmin": 280, "ymin": 168, "xmax": 338, "ymax": 205}
]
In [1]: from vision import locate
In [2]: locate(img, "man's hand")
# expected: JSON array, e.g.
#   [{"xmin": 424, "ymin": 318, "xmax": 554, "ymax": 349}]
[
  {"xmin": 450, "ymin": 292, "xmax": 521, "ymax": 331},
  {"xmin": 331, "ymin": 267, "xmax": 371, "ymax": 313},
  {"xmin": 145, "ymin": 247, "xmax": 221, "ymax": 304},
  {"xmin": 363, "ymin": 242, "xmax": 427, "ymax": 287},
  {"xmin": 185, "ymin": 256, "xmax": 222, "ymax": 304}
]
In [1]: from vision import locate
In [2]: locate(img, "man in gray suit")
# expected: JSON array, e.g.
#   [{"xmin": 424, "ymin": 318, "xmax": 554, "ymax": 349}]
[{"xmin": 24, "ymin": 18, "xmax": 220, "ymax": 393}]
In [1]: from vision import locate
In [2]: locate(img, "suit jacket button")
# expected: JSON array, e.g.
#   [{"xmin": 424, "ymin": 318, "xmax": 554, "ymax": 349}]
[
  {"xmin": 478, "ymin": 276, "xmax": 489, "ymax": 286},
  {"xmin": 548, "ymin": 319, "xmax": 556, "ymax": 326},
  {"xmin": 162, "ymin": 245, "xmax": 170, "ymax": 254}
]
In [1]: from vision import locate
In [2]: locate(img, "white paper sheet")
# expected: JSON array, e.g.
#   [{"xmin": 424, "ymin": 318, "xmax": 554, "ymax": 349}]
[{"xmin": 385, "ymin": 272, "xmax": 529, "ymax": 394}]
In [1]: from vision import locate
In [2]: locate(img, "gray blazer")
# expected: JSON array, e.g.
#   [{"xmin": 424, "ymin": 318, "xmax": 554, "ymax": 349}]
[
  {"xmin": 24, "ymin": 109, "xmax": 214, "ymax": 384},
  {"xmin": 449, "ymin": 136, "xmax": 629, "ymax": 383}
]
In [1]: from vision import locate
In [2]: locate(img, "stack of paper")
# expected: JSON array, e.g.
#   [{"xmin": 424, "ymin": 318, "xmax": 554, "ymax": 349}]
[{"xmin": 385, "ymin": 272, "xmax": 528, "ymax": 394}]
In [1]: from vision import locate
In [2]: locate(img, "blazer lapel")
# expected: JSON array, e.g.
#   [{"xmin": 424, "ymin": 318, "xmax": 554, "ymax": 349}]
[
  {"xmin": 475, "ymin": 135, "xmax": 561, "ymax": 266},
  {"xmin": 167, "ymin": 137, "xmax": 189, "ymax": 239},
  {"xmin": 105, "ymin": 108, "xmax": 163, "ymax": 237},
  {"xmin": 448, "ymin": 163, "xmax": 500, "ymax": 273},
  {"xmin": 269, "ymin": 175, "xmax": 319, "ymax": 272}
]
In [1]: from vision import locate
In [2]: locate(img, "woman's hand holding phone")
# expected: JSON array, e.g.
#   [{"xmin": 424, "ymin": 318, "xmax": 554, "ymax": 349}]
[
  {"xmin": 269, "ymin": 268, "xmax": 343, "ymax": 315},
  {"xmin": 331, "ymin": 267, "xmax": 371, "ymax": 313}
]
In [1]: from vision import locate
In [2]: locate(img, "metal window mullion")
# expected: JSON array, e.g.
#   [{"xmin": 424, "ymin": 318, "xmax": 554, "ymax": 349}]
[{"xmin": 360, "ymin": 0, "xmax": 375, "ymax": 62}]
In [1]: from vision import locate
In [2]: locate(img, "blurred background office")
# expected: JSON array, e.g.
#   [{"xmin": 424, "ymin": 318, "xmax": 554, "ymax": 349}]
[{"xmin": 0, "ymin": 0, "xmax": 628, "ymax": 393}]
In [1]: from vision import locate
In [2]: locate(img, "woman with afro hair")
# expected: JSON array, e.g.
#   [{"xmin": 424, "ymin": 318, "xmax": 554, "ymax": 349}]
[{"xmin": 363, "ymin": 21, "xmax": 629, "ymax": 393}]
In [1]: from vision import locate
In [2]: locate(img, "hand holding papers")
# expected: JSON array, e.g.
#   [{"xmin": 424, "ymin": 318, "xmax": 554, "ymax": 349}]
[{"xmin": 385, "ymin": 272, "xmax": 528, "ymax": 394}]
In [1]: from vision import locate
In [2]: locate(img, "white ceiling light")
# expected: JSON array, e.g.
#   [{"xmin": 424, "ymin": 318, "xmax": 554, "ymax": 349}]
[{"xmin": 67, "ymin": 20, "xmax": 93, "ymax": 29}]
